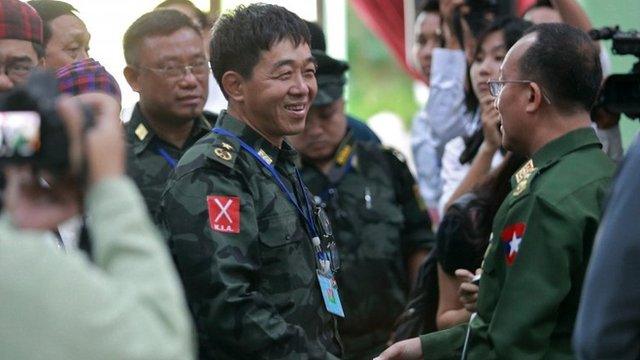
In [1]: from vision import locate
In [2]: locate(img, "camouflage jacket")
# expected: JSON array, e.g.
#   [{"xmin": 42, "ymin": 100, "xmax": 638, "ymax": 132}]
[
  {"xmin": 125, "ymin": 103, "xmax": 213, "ymax": 221},
  {"xmin": 300, "ymin": 132, "xmax": 435, "ymax": 359},
  {"xmin": 159, "ymin": 111, "xmax": 341, "ymax": 360}
]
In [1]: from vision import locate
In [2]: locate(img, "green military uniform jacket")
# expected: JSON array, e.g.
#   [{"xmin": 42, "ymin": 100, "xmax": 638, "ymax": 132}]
[
  {"xmin": 300, "ymin": 131, "xmax": 434, "ymax": 359},
  {"xmin": 419, "ymin": 128, "xmax": 615, "ymax": 359},
  {"xmin": 159, "ymin": 111, "xmax": 341, "ymax": 359},
  {"xmin": 125, "ymin": 103, "xmax": 213, "ymax": 220}
]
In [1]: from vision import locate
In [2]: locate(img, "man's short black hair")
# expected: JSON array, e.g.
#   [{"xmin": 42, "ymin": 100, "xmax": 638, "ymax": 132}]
[
  {"xmin": 27, "ymin": 0, "xmax": 80, "ymax": 46},
  {"xmin": 155, "ymin": 0, "xmax": 210, "ymax": 30},
  {"xmin": 123, "ymin": 9, "xmax": 201, "ymax": 66},
  {"xmin": 418, "ymin": 0, "xmax": 440, "ymax": 13},
  {"xmin": 519, "ymin": 23, "xmax": 602, "ymax": 112},
  {"xmin": 210, "ymin": 4, "xmax": 311, "ymax": 98}
]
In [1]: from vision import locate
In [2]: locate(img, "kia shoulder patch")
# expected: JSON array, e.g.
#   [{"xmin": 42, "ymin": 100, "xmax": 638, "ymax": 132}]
[
  {"xmin": 500, "ymin": 222, "xmax": 526, "ymax": 266},
  {"xmin": 207, "ymin": 195, "xmax": 240, "ymax": 233}
]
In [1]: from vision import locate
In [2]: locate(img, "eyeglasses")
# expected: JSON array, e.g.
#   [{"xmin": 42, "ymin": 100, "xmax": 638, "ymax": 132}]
[
  {"xmin": 138, "ymin": 61, "xmax": 210, "ymax": 80},
  {"xmin": 487, "ymin": 79, "xmax": 552, "ymax": 104},
  {"xmin": 1, "ymin": 62, "xmax": 36, "ymax": 82}
]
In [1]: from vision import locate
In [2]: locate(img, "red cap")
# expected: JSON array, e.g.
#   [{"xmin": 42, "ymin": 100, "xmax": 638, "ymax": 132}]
[{"xmin": 0, "ymin": 0, "xmax": 44, "ymax": 44}]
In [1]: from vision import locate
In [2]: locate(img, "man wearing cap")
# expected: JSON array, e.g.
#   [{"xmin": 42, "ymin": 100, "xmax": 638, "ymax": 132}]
[
  {"xmin": 27, "ymin": 0, "xmax": 90, "ymax": 71},
  {"xmin": 289, "ymin": 50, "xmax": 435, "ymax": 359},
  {"xmin": 0, "ymin": 0, "xmax": 44, "ymax": 93},
  {"xmin": 122, "ymin": 9, "xmax": 212, "ymax": 221}
]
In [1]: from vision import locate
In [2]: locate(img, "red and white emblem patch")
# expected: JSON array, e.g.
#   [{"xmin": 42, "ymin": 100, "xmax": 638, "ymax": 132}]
[
  {"xmin": 207, "ymin": 195, "xmax": 240, "ymax": 233},
  {"xmin": 500, "ymin": 222, "xmax": 526, "ymax": 266}
]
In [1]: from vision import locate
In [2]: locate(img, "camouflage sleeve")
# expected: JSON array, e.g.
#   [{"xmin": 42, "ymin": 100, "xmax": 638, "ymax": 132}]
[
  {"xmin": 383, "ymin": 149, "xmax": 435, "ymax": 254},
  {"xmin": 160, "ymin": 166, "xmax": 322, "ymax": 359}
]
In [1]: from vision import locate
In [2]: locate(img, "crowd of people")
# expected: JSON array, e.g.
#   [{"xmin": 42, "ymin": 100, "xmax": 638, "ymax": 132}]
[{"xmin": 0, "ymin": 0, "xmax": 637, "ymax": 359}]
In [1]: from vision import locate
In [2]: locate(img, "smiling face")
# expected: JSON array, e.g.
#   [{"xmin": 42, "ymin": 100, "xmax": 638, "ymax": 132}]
[
  {"xmin": 235, "ymin": 39, "xmax": 317, "ymax": 145},
  {"xmin": 126, "ymin": 27, "xmax": 208, "ymax": 124},
  {"xmin": 44, "ymin": 14, "xmax": 90, "ymax": 70},
  {"xmin": 470, "ymin": 30, "xmax": 505, "ymax": 101}
]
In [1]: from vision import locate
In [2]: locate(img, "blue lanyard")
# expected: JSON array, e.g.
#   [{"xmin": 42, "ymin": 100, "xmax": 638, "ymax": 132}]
[
  {"xmin": 154, "ymin": 145, "xmax": 178, "ymax": 169},
  {"xmin": 212, "ymin": 127, "xmax": 318, "ymax": 238}
]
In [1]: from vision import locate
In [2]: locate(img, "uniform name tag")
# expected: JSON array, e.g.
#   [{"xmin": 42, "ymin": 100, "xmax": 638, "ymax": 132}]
[
  {"xmin": 207, "ymin": 195, "xmax": 240, "ymax": 233},
  {"xmin": 317, "ymin": 271, "xmax": 345, "ymax": 317}
]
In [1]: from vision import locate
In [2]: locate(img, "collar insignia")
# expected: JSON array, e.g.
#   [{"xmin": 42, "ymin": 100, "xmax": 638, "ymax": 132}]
[{"xmin": 135, "ymin": 124, "xmax": 148, "ymax": 141}]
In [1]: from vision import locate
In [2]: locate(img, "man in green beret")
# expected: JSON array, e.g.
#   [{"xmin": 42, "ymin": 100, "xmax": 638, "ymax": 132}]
[
  {"xmin": 289, "ymin": 50, "xmax": 435, "ymax": 359},
  {"xmin": 376, "ymin": 23, "xmax": 615, "ymax": 360}
]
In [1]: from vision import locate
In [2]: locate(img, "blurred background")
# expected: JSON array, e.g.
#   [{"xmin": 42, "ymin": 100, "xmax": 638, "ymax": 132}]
[{"xmin": 48, "ymin": 0, "xmax": 640, "ymax": 149}]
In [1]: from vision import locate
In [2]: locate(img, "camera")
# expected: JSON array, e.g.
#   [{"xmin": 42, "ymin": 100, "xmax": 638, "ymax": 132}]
[
  {"xmin": 589, "ymin": 26, "xmax": 640, "ymax": 119},
  {"xmin": 0, "ymin": 71, "xmax": 93, "ymax": 177}
]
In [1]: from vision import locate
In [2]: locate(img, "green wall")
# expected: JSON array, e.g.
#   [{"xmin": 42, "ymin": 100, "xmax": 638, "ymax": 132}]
[{"xmin": 580, "ymin": 0, "xmax": 640, "ymax": 148}]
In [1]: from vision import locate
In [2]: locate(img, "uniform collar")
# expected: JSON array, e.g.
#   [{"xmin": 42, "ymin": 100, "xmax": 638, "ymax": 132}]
[
  {"xmin": 215, "ymin": 110, "xmax": 299, "ymax": 171},
  {"xmin": 531, "ymin": 127, "xmax": 601, "ymax": 170},
  {"xmin": 127, "ymin": 103, "xmax": 212, "ymax": 156},
  {"xmin": 508, "ymin": 127, "xmax": 602, "ymax": 195},
  {"xmin": 299, "ymin": 128, "xmax": 360, "ymax": 173}
]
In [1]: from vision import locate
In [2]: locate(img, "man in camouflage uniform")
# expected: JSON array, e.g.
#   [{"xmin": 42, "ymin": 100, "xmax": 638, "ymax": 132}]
[
  {"xmin": 159, "ymin": 4, "xmax": 341, "ymax": 359},
  {"xmin": 289, "ymin": 51, "xmax": 434, "ymax": 359},
  {"xmin": 123, "ymin": 9, "xmax": 213, "ymax": 220},
  {"xmin": 377, "ymin": 23, "xmax": 615, "ymax": 360}
]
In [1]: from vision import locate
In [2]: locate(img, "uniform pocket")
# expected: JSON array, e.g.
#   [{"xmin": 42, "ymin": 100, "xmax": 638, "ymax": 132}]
[{"xmin": 257, "ymin": 211, "xmax": 300, "ymax": 248}]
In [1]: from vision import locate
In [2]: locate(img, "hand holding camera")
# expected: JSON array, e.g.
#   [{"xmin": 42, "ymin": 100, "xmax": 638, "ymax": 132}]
[{"xmin": 0, "ymin": 72, "xmax": 124, "ymax": 230}]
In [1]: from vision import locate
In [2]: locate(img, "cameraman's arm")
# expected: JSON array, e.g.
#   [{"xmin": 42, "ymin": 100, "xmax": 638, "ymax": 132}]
[{"xmin": 0, "ymin": 95, "xmax": 194, "ymax": 360}]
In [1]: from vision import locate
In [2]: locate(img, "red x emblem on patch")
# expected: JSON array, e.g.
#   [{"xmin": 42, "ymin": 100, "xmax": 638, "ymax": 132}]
[{"xmin": 207, "ymin": 195, "xmax": 240, "ymax": 233}]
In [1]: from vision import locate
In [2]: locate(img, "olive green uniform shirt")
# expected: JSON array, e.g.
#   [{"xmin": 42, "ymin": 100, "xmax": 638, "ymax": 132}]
[
  {"xmin": 159, "ymin": 111, "xmax": 341, "ymax": 359},
  {"xmin": 300, "ymin": 132, "xmax": 434, "ymax": 359},
  {"xmin": 125, "ymin": 103, "xmax": 213, "ymax": 220},
  {"xmin": 419, "ymin": 128, "xmax": 615, "ymax": 359}
]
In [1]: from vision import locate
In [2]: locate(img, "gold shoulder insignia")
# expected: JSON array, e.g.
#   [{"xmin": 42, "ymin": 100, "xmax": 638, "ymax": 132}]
[
  {"xmin": 515, "ymin": 159, "xmax": 536, "ymax": 183},
  {"xmin": 513, "ymin": 178, "xmax": 528, "ymax": 196},
  {"xmin": 214, "ymin": 147, "xmax": 232, "ymax": 161},
  {"xmin": 335, "ymin": 145, "xmax": 353, "ymax": 166},
  {"xmin": 221, "ymin": 142, "xmax": 234, "ymax": 151},
  {"xmin": 135, "ymin": 124, "xmax": 148, "ymax": 141}
]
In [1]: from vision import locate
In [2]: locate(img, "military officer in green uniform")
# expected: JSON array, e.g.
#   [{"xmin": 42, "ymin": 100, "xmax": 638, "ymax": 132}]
[
  {"xmin": 376, "ymin": 23, "xmax": 615, "ymax": 360},
  {"xmin": 123, "ymin": 10, "xmax": 213, "ymax": 220},
  {"xmin": 289, "ymin": 51, "xmax": 434, "ymax": 359},
  {"xmin": 159, "ymin": 4, "xmax": 342, "ymax": 359}
]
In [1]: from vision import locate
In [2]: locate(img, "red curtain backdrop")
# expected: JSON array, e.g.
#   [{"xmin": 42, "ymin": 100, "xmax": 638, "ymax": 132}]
[
  {"xmin": 517, "ymin": 0, "xmax": 536, "ymax": 15},
  {"xmin": 350, "ymin": 0, "xmax": 424, "ymax": 81}
]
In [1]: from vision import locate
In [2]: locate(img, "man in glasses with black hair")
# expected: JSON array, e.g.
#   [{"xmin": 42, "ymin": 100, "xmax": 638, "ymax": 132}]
[
  {"xmin": 123, "ymin": 9, "xmax": 214, "ymax": 221},
  {"xmin": 377, "ymin": 23, "xmax": 615, "ymax": 360}
]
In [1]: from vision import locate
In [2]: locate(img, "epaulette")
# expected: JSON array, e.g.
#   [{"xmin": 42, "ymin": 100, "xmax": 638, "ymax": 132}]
[
  {"xmin": 204, "ymin": 133, "xmax": 240, "ymax": 169},
  {"xmin": 512, "ymin": 159, "xmax": 538, "ymax": 197}
]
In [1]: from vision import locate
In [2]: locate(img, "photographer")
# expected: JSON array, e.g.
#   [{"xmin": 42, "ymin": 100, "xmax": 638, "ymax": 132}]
[{"xmin": 0, "ymin": 91, "xmax": 194, "ymax": 359}]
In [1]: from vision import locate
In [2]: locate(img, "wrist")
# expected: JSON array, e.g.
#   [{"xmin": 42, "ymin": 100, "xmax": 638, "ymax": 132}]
[{"xmin": 479, "ymin": 141, "xmax": 500, "ymax": 155}]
